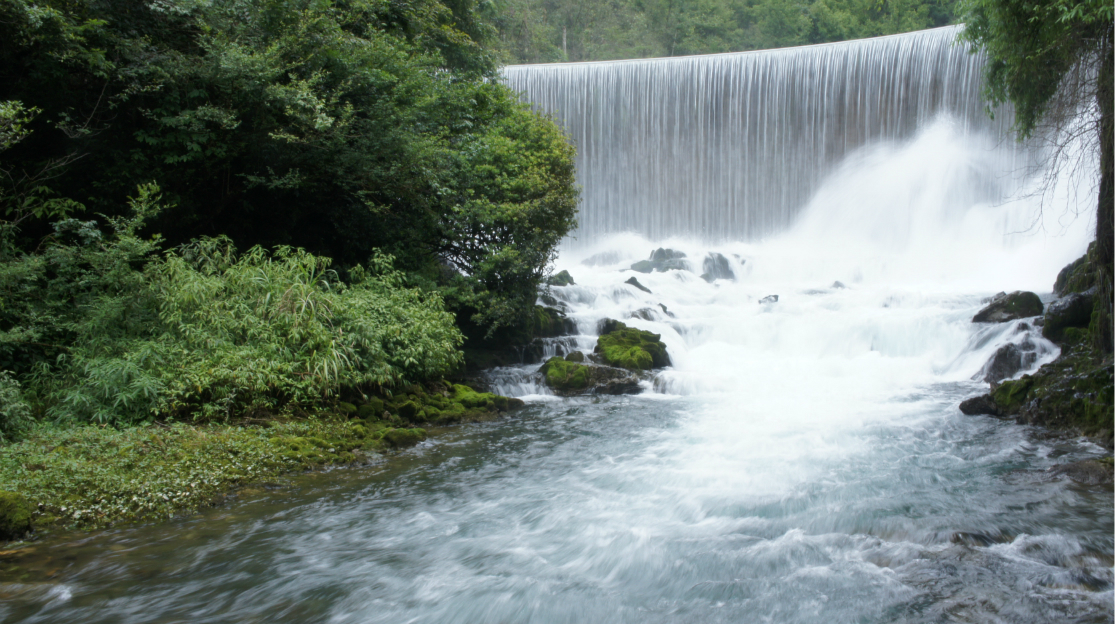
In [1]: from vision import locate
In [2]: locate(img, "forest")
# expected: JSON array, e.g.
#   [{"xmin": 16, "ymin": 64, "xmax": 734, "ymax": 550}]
[{"xmin": 494, "ymin": 0, "xmax": 960, "ymax": 63}]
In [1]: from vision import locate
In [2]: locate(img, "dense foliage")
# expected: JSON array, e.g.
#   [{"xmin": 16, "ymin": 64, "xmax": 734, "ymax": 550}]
[
  {"xmin": 0, "ymin": 0, "xmax": 578, "ymax": 335},
  {"xmin": 960, "ymin": 0, "xmax": 1113, "ymax": 352},
  {"xmin": 0, "ymin": 185, "xmax": 463, "ymax": 435},
  {"xmin": 493, "ymin": 0, "xmax": 960, "ymax": 63}
]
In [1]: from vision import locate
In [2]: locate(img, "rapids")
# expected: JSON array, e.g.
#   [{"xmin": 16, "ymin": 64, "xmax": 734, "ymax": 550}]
[{"xmin": 2, "ymin": 27, "xmax": 1112, "ymax": 624}]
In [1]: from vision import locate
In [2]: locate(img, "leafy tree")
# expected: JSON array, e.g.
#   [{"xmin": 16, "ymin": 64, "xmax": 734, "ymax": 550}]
[
  {"xmin": 495, "ymin": 0, "xmax": 961, "ymax": 63},
  {"xmin": 960, "ymin": 0, "xmax": 1113, "ymax": 351},
  {"xmin": 0, "ymin": 0, "xmax": 578, "ymax": 336}
]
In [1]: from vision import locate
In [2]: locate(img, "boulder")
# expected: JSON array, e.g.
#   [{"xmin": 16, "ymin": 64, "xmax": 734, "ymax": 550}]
[
  {"xmin": 972, "ymin": 291, "xmax": 1043, "ymax": 323},
  {"xmin": 594, "ymin": 319, "xmax": 670, "ymax": 370},
  {"xmin": 979, "ymin": 344, "xmax": 1024, "ymax": 384},
  {"xmin": 383, "ymin": 428, "xmax": 427, "ymax": 448},
  {"xmin": 625, "ymin": 276, "xmax": 652, "ymax": 293},
  {"xmin": 1050, "ymin": 459, "xmax": 1114, "ymax": 486},
  {"xmin": 759, "ymin": 294, "xmax": 778, "ymax": 304},
  {"xmin": 0, "ymin": 491, "xmax": 32, "ymax": 540},
  {"xmin": 959, "ymin": 394, "xmax": 1001, "ymax": 417},
  {"xmin": 650, "ymin": 248, "xmax": 686, "ymax": 263},
  {"xmin": 700, "ymin": 255, "xmax": 735, "ymax": 281},
  {"xmin": 1053, "ymin": 244, "xmax": 1096, "ymax": 296},
  {"xmin": 832, "ymin": 281, "xmax": 846, "ymax": 289},
  {"xmin": 533, "ymin": 305, "xmax": 577, "ymax": 338},
  {"xmin": 701, "ymin": 253, "xmax": 734, "ymax": 282},
  {"xmin": 658, "ymin": 303, "xmax": 676, "ymax": 318},
  {"xmin": 547, "ymin": 270, "xmax": 575, "ymax": 287},
  {"xmin": 630, "ymin": 307, "xmax": 660, "ymax": 321},
  {"xmin": 564, "ymin": 351, "xmax": 585, "ymax": 363},
  {"xmin": 1042, "ymin": 288, "xmax": 1095, "ymax": 342},
  {"xmin": 629, "ymin": 249, "xmax": 690, "ymax": 274},
  {"xmin": 538, "ymin": 356, "xmax": 641, "ymax": 396}
]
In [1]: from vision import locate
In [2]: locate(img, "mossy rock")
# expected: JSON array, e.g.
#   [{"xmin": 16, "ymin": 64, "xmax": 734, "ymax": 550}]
[
  {"xmin": 532, "ymin": 305, "xmax": 576, "ymax": 338},
  {"xmin": 0, "ymin": 491, "xmax": 32, "ymax": 540},
  {"xmin": 593, "ymin": 320, "xmax": 670, "ymax": 370},
  {"xmin": 972, "ymin": 291, "xmax": 1043, "ymax": 323},
  {"xmin": 337, "ymin": 402, "xmax": 357, "ymax": 415},
  {"xmin": 538, "ymin": 357, "xmax": 641, "ymax": 396},
  {"xmin": 1042, "ymin": 289, "xmax": 1095, "ymax": 343},
  {"xmin": 357, "ymin": 398, "xmax": 384, "ymax": 420},
  {"xmin": 565, "ymin": 351, "xmax": 585, "ymax": 363},
  {"xmin": 383, "ymin": 428, "xmax": 427, "ymax": 448},
  {"xmin": 547, "ymin": 270, "xmax": 576, "ymax": 286},
  {"xmin": 1053, "ymin": 243, "xmax": 1097, "ymax": 296},
  {"xmin": 540, "ymin": 357, "xmax": 591, "ymax": 390},
  {"xmin": 984, "ymin": 337, "xmax": 1114, "ymax": 444},
  {"xmin": 397, "ymin": 400, "xmax": 420, "ymax": 421},
  {"xmin": 452, "ymin": 384, "xmax": 497, "ymax": 410}
]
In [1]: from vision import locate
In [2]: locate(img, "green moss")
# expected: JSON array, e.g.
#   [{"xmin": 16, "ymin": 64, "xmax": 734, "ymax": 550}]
[
  {"xmin": 357, "ymin": 398, "xmax": 384, "ymax": 419},
  {"xmin": 397, "ymin": 401, "xmax": 420, "ymax": 421},
  {"xmin": 0, "ymin": 380, "xmax": 525, "ymax": 533},
  {"xmin": 337, "ymin": 402, "xmax": 357, "ymax": 415},
  {"xmin": 547, "ymin": 270, "xmax": 575, "ymax": 286},
  {"xmin": 988, "ymin": 337, "xmax": 1114, "ymax": 441},
  {"xmin": 594, "ymin": 321, "xmax": 671, "ymax": 370},
  {"xmin": 539, "ymin": 357, "xmax": 591, "ymax": 390},
  {"xmin": 0, "ymin": 491, "xmax": 32, "ymax": 540},
  {"xmin": 382, "ymin": 428, "xmax": 427, "ymax": 448},
  {"xmin": 992, "ymin": 376, "xmax": 1034, "ymax": 412}
]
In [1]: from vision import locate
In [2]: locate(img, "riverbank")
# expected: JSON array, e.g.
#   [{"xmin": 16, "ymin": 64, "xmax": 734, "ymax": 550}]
[{"xmin": 0, "ymin": 381, "xmax": 522, "ymax": 539}]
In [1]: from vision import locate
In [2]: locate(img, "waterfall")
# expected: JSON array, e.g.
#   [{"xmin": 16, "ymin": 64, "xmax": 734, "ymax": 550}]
[{"xmin": 504, "ymin": 26, "xmax": 1034, "ymax": 245}]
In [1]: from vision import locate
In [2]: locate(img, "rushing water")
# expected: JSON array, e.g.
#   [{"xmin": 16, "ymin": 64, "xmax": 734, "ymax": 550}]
[{"xmin": 3, "ymin": 28, "xmax": 1112, "ymax": 624}]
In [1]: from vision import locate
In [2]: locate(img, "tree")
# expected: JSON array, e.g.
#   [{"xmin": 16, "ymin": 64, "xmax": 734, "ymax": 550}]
[
  {"xmin": 0, "ymin": 0, "xmax": 578, "ymax": 336},
  {"xmin": 960, "ymin": 0, "xmax": 1113, "ymax": 351}
]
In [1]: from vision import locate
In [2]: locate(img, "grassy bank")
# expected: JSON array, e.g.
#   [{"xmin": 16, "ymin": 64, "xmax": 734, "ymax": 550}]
[{"xmin": 0, "ymin": 382, "xmax": 521, "ymax": 536}]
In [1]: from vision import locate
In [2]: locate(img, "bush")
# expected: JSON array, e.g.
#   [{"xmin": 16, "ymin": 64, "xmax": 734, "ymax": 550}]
[{"xmin": 1, "ymin": 188, "xmax": 464, "ymax": 426}]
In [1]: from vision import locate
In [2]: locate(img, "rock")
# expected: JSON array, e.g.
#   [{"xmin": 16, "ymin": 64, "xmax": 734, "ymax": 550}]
[
  {"xmin": 658, "ymin": 303, "xmax": 676, "ymax": 318},
  {"xmin": 650, "ymin": 248, "xmax": 686, "ymax": 262},
  {"xmin": 630, "ymin": 249, "xmax": 689, "ymax": 274},
  {"xmin": 533, "ymin": 305, "xmax": 577, "ymax": 338},
  {"xmin": 397, "ymin": 400, "xmax": 420, "ymax": 421},
  {"xmin": 0, "ymin": 491, "xmax": 32, "ymax": 540},
  {"xmin": 630, "ymin": 307, "xmax": 659, "ymax": 321},
  {"xmin": 832, "ymin": 281, "xmax": 846, "ymax": 289},
  {"xmin": 959, "ymin": 394, "xmax": 1001, "ymax": 417},
  {"xmin": 338, "ymin": 402, "xmax": 357, "ymax": 415},
  {"xmin": 759, "ymin": 294, "xmax": 778, "ymax": 304},
  {"xmin": 594, "ymin": 319, "xmax": 670, "ymax": 370},
  {"xmin": 625, "ymin": 276, "xmax": 652, "ymax": 293},
  {"xmin": 1049, "ymin": 459, "xmax": 1114, "ymax": 486},
  {"xmin": 1053, "ymin": 244, "xmax": 1096, "ymax": 296},
  {"xmin": 980, "ymin": 344, "xmax": 1024, "ymax": 383},
  {"xmin": 357, "ymin": 398, "xmax": 384, "ymax": 419},
  {"xmin": 972, "ymin": 291, "xmax": 1043, "ymax": 323},
  {"xmin": 547, "ymin": 270, "xmax": 575, "ymax": 286},
  {"xmin": 701, "ymin": 253, "xmax": 734, "ymax": 282},
  {"xmin": 1042, "ymin": 288, "xmax": 1095, "ymax": 342},
  {"xmin": 538, "ymin": 356, "xmax": 640, "ymax": 396},
  {"xmin": 564, "ymin": 351, "xmax": 585, "ymax": 363},
  {"xmin": 981, "ymin": 338, "xmax": 1114, "ymax": 445},
  {"xmin": 383, "ymin": 428, "xmax": 427, "ymax": 448}
]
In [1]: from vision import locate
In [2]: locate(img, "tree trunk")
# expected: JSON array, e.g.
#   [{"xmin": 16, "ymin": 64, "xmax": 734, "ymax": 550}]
[{"xmin": 1094, "ymin": 31, "xmax": 1113, "ymax": 353}]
